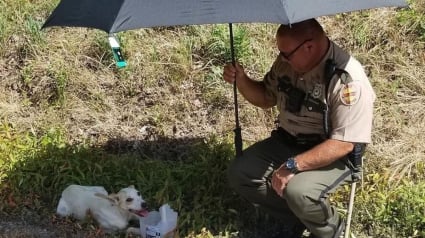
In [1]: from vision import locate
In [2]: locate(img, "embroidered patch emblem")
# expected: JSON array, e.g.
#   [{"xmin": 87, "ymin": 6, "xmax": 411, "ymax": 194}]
[{"xmin": 339, "ymin": 82, "xmax": 360, "ymax": 106}]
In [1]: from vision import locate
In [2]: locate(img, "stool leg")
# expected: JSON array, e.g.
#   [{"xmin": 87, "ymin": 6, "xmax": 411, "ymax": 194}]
[{"xmin": 344, "ymin": 182, "xmax": 357, "ymax": 238}]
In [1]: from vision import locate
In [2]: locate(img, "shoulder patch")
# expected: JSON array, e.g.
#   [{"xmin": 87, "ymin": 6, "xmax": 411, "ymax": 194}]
[{"xmin": 339, "ymin": 82, "xmax": 361, "ymax": 106}]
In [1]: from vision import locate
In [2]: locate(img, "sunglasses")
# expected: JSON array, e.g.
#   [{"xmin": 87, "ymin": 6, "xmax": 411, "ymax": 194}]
[{"xmin": 279, "ymin": 39, "xmax": 312, "ymax": 61}]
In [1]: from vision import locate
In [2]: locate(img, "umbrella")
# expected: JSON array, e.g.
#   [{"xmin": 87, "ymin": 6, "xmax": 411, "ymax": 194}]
[
  {"xmin": 42, "ymin": 0, "xmax": 407, "ymax": 33},
  {"xmin": 42, "ymin": 0, "xmax": 408, "ymax": 158}
]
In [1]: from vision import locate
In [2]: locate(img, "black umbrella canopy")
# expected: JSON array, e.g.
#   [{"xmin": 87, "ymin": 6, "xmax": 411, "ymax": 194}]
[
  {"xmin": 42, "ymin": 0, "xmax": 124, "ymax": 32},
  {"xmin": 43, "ymin": 0, "xmax": 289, "ymax": 33},
  {"xmin": 42, "ymin": 0, "xmax": 407, "ymax": 33}
]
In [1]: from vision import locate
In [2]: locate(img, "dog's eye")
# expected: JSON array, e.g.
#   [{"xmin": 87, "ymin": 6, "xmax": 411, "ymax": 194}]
[
  {"xmin": 126, "ymin": 198, "xmax": 134, "ymax": 202},
  {"xmin": 137, "ymin": 192, "xmax": 140, "ymax": 196}
]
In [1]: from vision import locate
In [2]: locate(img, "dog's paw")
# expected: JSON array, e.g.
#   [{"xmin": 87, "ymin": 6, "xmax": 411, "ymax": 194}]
[
  {"xmin": 56, "ymin": 198, "xmax": 71, "ymax": 216},
  {"xmin": 126, "ymin": 227, "xmax": 141, "ymax": 236}
]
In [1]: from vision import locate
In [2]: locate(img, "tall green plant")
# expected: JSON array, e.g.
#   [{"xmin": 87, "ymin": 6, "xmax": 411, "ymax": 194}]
[
  {"xmin": 25, "ymin": 17, "xmax": 46, "ymax": 45},
  {"xmin": 206, "ymin": 24, "xmax": 252, "ymax": 64},
  {"xmin": 355, "ymin": 174, "xmax": 425, "ymax": 237},
  {"xmin": 397, "ymin": 0, "xmax": 425, "ymax": 40},
  {"xmin": 380, "ymin": 181, "xmax": 425, "ymax": 237}
]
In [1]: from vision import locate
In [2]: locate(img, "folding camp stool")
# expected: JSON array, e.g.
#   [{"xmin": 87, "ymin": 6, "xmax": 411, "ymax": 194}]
[{"xmin": 344, "ymin": 157, "xmax": 364, "ymax": 238}]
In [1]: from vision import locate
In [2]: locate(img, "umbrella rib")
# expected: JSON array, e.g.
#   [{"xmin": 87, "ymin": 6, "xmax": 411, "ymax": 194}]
[
  {"xmin": 280, "ymin": 0, "xmax": 292, "ymax": 25},
  {"xmin": 109, "ymin": 0, "xmax": 129, "ymax": 33},
  {"xmin": 112, "ymin": 16, "xmax": 132, "ymax": 33}
]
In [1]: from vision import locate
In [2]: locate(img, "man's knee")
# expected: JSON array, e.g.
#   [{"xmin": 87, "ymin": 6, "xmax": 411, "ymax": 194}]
[{"xmin": 285, "ymin": 182, "xmax": 318, "ymax": 215}]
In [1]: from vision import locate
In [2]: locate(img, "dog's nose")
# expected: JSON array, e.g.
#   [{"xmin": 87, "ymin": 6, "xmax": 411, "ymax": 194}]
[{"xmin": 141, "ymin": 202, "xmax": 148, "ymax": 209}]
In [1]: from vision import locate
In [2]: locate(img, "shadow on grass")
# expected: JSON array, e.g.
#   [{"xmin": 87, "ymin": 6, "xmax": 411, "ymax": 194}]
[{"xmin": 1, "ymin": 133, "xmax": 285, "ymax": 237}]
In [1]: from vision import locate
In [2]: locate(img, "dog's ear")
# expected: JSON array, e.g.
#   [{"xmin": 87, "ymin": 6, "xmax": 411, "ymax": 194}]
[
  {"xmin": 95, "ymin": 193, "xmax": 118, "ymax": 204},
  {"xmin": 129, "ymin": 185, "xmax": 135, "ymax": 189},
  {"xmin": 108, "ymin": 193, "xmax": 120, "ymax": 204}
]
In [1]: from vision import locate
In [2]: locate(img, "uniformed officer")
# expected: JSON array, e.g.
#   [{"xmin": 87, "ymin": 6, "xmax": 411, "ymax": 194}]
[{"xmin": 223, "ymin": 19, "xmax": 375, "ymax": 238}]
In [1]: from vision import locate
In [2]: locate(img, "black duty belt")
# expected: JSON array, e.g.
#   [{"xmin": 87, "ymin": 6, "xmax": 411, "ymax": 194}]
[{"xmin": 273, "ymin": 127, "xmax": 324, "ymax": 148}]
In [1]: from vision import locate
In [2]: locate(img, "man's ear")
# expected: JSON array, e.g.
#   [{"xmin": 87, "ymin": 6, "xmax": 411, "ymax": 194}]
[{"xmin": 304, "ymin": 41, "xmax": 313, "ymax": 52}]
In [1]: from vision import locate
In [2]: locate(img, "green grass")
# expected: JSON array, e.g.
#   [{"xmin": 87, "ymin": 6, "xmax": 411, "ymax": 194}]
[
  {"xmin": 0, "ymin": 123, "xmax": 249, "ymax": 235},
  {"xmin": 2, "ymin": 124, "xmax": 425, "ymax": 237}
]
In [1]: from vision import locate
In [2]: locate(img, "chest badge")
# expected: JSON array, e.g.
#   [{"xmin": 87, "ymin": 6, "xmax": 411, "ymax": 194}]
[{"xmin": 311, "ymin": 84, "xmax": 323, "ymax": 99}]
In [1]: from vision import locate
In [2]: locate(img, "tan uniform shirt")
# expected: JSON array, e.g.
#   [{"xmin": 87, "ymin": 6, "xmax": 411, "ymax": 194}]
[{"xmin": 264, "ymin": 41, "xmax": 376, "ymax": 143}]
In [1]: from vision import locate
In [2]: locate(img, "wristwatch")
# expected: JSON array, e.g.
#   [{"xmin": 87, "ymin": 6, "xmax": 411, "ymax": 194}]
[{"xmin": 285, "ymin": 157, "xmax": 299, "ymax": 174}]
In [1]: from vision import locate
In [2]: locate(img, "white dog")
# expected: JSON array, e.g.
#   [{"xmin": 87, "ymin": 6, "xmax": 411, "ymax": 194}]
[{"xmin": 56, "ymin": 184, "xmax": 148, "ymax": 233}]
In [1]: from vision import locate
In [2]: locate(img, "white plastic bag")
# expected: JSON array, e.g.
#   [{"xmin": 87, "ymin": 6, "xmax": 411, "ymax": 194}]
[{"xmin": 140, "ymin": 204, "xmax": 178, "ymax": 238}]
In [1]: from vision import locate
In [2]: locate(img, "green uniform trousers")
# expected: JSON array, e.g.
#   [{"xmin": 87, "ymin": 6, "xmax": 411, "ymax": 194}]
[{"xmin": 227, "ymin": 130, "xmax": 353, "ymax": 238}]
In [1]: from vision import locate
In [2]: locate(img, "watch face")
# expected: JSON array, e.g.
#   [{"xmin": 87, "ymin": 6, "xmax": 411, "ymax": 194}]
[
  {"xmin": 286, "ymin": 159, "xmax": 295, "ymax": 169},
  {"xmin": 285, "ymin": 158, "xmax": 297, "ymax": 173}
]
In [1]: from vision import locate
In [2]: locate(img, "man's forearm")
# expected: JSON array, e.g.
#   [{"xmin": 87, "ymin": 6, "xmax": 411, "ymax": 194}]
[{"xmin": 295, "ymin": 139, "xmax": 354, "ymax": 171}]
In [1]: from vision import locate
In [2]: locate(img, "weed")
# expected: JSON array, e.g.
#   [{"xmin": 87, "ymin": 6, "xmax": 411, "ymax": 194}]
[
  {"xmin": 206, "ymin": 24, "xmax": 252, "ymax": 64},
  {"xmin": 0, "ymin": 15, "xmax": 6, "ymax": 50},
  {"xmin": 25, "ymin": 17, "xmax": 46, "ymax": 45},
  {"xmin": 382, "ymin": 181, "xmax": 425, "ymax": 236},
  {"xmin": 354, "ymin": 173, "xmax": 425, "ymax": 237},
  {"xmin": 350, "ymin": 14, "xmax": 372, "ymax": 48},
  {"xmin": 397, "ymin": 0, "xmax": 425, "ymax": 40},
  {"xmin": 48, "ymin": 66, "xmax": 69, "ymax": 106},
  {"xmin": 201, "ymin": 65, "xmax": 231, "ymax": 108}
]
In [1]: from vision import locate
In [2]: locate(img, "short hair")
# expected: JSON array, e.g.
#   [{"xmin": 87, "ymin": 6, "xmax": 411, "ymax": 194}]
[{"xmin": 276, "ymin": 19, "xmax": 325, "ymax": 40}]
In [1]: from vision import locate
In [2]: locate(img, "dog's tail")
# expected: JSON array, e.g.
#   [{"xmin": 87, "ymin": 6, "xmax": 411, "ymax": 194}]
[{"xmin": 56, "ymin": 197, "xmax": 71, "ymax": 216}]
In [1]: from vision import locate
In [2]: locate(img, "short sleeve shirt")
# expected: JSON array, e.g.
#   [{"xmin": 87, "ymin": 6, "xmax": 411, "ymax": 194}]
[{"xmin": 263, "ymin": 41, "xmax": 376, "ymax": 143}]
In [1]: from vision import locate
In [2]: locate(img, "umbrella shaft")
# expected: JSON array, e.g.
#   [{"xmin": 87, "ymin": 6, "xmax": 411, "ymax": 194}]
[
  {"xmin": 229, "ymin": 23, "xmax": 242, "ymax": 157},
  {"xmin": 229, "ymin": 23, "xmax": 239, "ymax": 128},
  {"xmin": 229, "ymin": 23, "xmax": 236, "ymax": 66}
]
